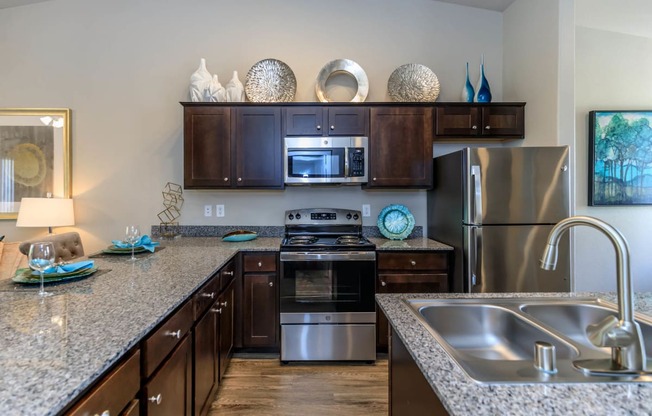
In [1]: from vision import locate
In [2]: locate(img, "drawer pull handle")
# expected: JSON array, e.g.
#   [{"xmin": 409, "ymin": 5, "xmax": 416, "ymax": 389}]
[
  {"xmin": 201, "ymin": 292, "xmax": 215, "ymax": 299},
  {"xmin": 148, "ymin": 393, "xmax": 162, "ymax": 405},
  {"xmin": 223, "ymin": 177, "xmax": 229, "ymax": 182},
  {"xmin": 410, "ymin": 260, "xmax": 416, "ymax": 266},
  {"xmin": 220, "ymin": 301, "xmax": 228, "ymax": 307},
  {"xmin": 166, "ymin": 329, "xmax": 181, "ymax": 339},
  {"xmin": 485, "ymin": 125, "xmax": 491, "ymax": 130},
  {"xmin": 212, "ymin": 307, "xmax": 222, "ymax": 314},
  {"xmin": 381, "ymin": 281, "xmax": 386, "ymax": 287},
  {"xmin": 472, "ymin": 125, "xmax": 478, "ymax": 130},
  {"xmin": 258, "ymin": 261, "xmax": 262, "ymax": 267},
  {"xmin": 223, "ymin": 271, "xmax": 234, "ymax": 276},
  {"xmin": 268, "ymin": 281, "xmax": 274, "ymax": 287}
]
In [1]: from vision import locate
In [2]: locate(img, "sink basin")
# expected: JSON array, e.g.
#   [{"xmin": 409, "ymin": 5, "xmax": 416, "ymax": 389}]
[
  {"xmin": 520, "ymin": 301, "xmax": 652, "ymax": 356},
  {"xmin": 419, "ymin": 304, "xmax": 577, "ymax": 361},
  {"xmin": 405, "ymin": 297, "xmax": 652, "ymax": 384}
]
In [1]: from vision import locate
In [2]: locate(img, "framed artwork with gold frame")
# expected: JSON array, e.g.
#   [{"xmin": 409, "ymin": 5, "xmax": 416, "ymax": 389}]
[{"xmin": 0, "ymin": 108, "xmax": 71, "ymax": 219}]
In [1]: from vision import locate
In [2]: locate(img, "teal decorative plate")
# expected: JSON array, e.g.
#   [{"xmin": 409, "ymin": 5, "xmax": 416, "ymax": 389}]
[
  {"xmin": 222, "ymin": 230, "xmax": 258, "ymax": 242},
  {"xmin": 102, "ymin": 245, "xmax": 148, "ymax": 254},
  {"xmin": 12, "ymin": 267, "xmax": 99, "ymax": 284},
  {"xmin": 377, "ymin": 204, "xmax": 415, "ymax": 240}
]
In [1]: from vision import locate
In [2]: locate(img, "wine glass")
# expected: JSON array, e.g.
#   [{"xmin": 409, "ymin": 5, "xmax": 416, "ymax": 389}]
[
  {"xmin": 125, "ymin": 225, "xmax": 141, "ymax": 261},
  {"xmin": 28, "ymin": 242, "xmax": 56, "ymax": 297}
]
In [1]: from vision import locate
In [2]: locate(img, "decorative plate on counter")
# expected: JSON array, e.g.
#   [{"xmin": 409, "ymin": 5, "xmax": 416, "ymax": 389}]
[
  {"xmin": 102, "ymin": 245, "xmax": 148, "ymax": 254},
  {"xmin": 222, "ymin": 230, "xmax": 258, "ymax": 242},
  {"xmin": 377, "ymin": 204, "xmax": 415, "ymax": 240},
  {"xmin": 12, "ymin": 267, "xmax": 99, "ymax": 284}
]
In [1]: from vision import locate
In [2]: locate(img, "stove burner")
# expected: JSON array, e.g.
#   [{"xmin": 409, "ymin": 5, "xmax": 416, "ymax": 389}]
[
  {"xmin": 336, "ymin": 235, "xmax": 364, "ymax": 245},
  {"xmin": 288, "ymin": 236, "xmax": 318, "ymax": 245}
]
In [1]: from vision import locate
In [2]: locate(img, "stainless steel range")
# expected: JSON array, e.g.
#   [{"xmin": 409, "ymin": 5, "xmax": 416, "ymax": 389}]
[{"xmin": 279, "ymin": 208, "xmax": 376, "ymax": 362}]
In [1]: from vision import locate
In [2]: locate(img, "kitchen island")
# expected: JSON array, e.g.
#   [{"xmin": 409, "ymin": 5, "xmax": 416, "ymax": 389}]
[
  {"xmin": 377, "ymin": 292, "xmax": 652, "ymax": 416},
  {"xmin": 0, "ymin": 237, "xmax": 280, "ymax": 416}
]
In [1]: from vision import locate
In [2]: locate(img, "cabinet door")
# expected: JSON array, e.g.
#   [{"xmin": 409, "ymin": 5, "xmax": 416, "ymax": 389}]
[
  {"xmin": 184, "ymin": 106, "xmax": 232, "ymax": 188},
  {"xmin": 368, "ymin": 107, "xmax": 433, "ymax": 188},
  {"xmin": 218, "ymin": 280, "xmax": 235, "ymax": 380},
  {"xmin": 284, "ymin": 107, "xmax": 324, "ymax": 136},
  {"xmin": 243, "ymin": 273, "xmax": 279, "ymax": 348},
  {"xmin": 234, "ymin": 107, "xmax": 283, "ymax": 188},
  {"xmin": 145, "ymin": 336, "xmax": 192, "ymax": 416},
  {"xmin": 327, "ymin": 107, "xmax": 368, "ymax": 136},
  {"xmin": 193, "ymin": 301, "xmax": 219, "ymax": 416},
  {"xmin": 481, "ymin": 105, "xmax": 524, "ymax": 137},
  {"xmin": 434, "ymin": 105, "xmax": 480, "ymax": 137}
]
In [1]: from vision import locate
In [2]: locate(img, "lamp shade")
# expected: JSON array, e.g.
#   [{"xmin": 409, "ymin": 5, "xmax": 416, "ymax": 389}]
[{"xmin": 16, "ymin": 198, "xmax": 75, "ymax": 228}]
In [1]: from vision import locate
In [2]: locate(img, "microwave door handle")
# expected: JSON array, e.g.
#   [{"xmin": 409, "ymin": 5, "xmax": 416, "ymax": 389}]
[{"xmin": 344, "ymin": 148, "xmax": 350, "ymax": 177}]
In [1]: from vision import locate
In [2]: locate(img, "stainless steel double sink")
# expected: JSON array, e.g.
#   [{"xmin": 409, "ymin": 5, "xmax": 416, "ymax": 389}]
[{"xmin": 405, "ymin": 297, "xmax": 652, "ymax": 383}]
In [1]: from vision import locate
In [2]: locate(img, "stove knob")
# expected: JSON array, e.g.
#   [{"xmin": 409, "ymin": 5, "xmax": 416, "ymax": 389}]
[
  {"xmin": 346, "ymin": 213, "xmax": 352, "ymax": 220},
  {"xmin": 353, "ymin": 214, "xmax": 359, "ymax": 220},
  {"xmin": 288, "ymin": 214, "xmax": 294, "ymax": 220},
  {"xmin": 296, "ymin": 213, "xmax": 301, "ymax": 219}
]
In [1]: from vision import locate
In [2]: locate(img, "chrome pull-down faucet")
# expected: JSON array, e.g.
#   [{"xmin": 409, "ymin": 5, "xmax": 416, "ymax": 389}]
[{"xmin": 540, "ymin": 215, "xmax": 647, "ymax": 374}]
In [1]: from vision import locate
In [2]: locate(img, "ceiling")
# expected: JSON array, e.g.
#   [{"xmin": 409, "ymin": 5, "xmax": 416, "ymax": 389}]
[{"xmin": 0, "ymin": 0, "xmax": 517, "ymax": 11}]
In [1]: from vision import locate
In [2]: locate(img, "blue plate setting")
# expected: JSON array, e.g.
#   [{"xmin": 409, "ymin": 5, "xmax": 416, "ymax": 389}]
[{"xmin": 377, "ymin": 204, "xmax": 415, "ymax": 240}]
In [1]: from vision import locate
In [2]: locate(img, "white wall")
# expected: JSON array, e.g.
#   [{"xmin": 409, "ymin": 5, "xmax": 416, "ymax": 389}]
[
  {"xmin": 0, "ymin": 0, "xmax": 504, "ymax": 252},
  {"xmin": 574, "ymin": 2, "xmax": 652, "ymax": 291}
]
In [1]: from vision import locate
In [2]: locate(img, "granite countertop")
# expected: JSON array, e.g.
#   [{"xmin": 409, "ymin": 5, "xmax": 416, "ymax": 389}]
[
  {"xmin": 0, "ymin": 237, "xmax": 280, "ymax": 416},
  {"xmin": 370, "ymin": 237, "xmax": 453, "ymax": 251},
  {"xmin": 376, "ymin": 292, "xmax": 652, "ymax": 416}
]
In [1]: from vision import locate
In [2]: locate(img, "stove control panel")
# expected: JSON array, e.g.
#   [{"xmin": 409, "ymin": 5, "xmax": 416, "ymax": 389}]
[{"xmin": 285, "ymin": 208, "xmax": 362, "ymax": 225}]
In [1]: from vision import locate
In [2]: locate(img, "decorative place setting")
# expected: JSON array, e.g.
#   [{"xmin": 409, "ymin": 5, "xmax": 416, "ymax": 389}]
[
  {"xmin": 95, "ymin": 229, "xmax": 161, "ymax": 259},
  {"xmin": 11, "ymin": 259, "xmax": 98, "ymax": 285}
]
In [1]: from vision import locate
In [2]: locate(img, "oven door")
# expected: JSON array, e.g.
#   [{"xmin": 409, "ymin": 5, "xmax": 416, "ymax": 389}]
[{"xmin": 279, "ymin": 251, "xmax": 376, "ymax": 318}]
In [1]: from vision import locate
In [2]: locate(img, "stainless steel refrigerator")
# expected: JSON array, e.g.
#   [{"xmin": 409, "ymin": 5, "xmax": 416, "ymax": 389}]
[{"xmin": 427, "ymin": 146, "xmax": 571, "ymax": 293}]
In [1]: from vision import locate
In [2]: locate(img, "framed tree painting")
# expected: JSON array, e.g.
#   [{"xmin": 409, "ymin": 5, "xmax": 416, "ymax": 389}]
[
  {"xmin": 589, "ymin": 110, "xmax": 652, "ymax": 206},
  {"xmin": 0, "ymin": 108, "xmax": 72, "ymax": 219}
]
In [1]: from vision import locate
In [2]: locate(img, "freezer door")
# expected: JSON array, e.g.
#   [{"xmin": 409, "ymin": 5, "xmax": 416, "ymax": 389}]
[
  {"xmin": 465, "ymin": 146, "xmax": 570, "ymax": 224},
  {"xmin": 465, "ymin": 224, "xmax": 570, "ymax": 293}
]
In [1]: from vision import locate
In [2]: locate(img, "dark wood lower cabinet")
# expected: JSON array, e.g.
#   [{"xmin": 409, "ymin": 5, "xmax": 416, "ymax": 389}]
[
  {"xmin": 145, "ymin": 336, "xmax": 192, "ymax": 416},
  {"xmin": 193, "ymin": 299, "xmax": 219, "ymax": 416},
  {"xmin": 218, "ymin": 279, "xmax": 235, "ymax": 379},
  {"xmin": 243, "ymin": 273, "xmax": 279, "ymax": 348},
  {"xmin": 390, "ymin": 328, "xmax": 448, "ymax": 416}
]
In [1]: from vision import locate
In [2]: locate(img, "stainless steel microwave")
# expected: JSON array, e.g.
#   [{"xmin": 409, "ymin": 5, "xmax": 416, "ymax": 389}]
[{"xmin": 284, "ymin": 136, "xmax": 368, "ymax": 185}]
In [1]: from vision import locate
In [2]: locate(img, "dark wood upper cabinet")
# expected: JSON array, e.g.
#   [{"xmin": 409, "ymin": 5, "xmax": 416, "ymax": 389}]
[
  {"xmin": 434, "ymin": 103, "xmax": 525, "ymax": 140},
  {"xmin": 367, "ymin": 107, "xmax": 433, "ymax": 189},
  {"xmin": 234, "ymin": 107, "xmax": 283, "ymax": 188},
  {"xmin": 284, "ymin": 106, "xmax": 368, "ymax": 136}
]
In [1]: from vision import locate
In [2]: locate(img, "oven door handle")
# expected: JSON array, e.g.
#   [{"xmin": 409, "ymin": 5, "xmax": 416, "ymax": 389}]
[{"xmin": 280, "ymin": 251, "xmax": 376, "ymax": 262}]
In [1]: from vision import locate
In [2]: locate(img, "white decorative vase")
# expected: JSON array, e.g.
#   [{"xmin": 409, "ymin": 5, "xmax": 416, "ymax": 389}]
[
  {"xmin": 225, "ymin": 71, "xmax": 245, "ymax": 102},
  {"xmin": 205, "ymin": 74, "xmax": 226, "ymax": 102},
  {"xmin": 189, "ymin": 58, "xmax": 212, "ymax": 102}
]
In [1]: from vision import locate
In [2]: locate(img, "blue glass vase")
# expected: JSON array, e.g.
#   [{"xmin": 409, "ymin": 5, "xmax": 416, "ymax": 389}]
[
  {"xmin": 475, "ymin": 56, "xmax": 492, "ymax": 103},
  {"xmin": 460, "ymin": 62, "xmax": 474, "ymax": 102}
]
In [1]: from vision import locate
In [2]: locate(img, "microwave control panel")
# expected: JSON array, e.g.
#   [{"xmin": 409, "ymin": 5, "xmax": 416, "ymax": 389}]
[{"xmin": 348, "ymin": 148, "xmax": 365, "ymax": 177}]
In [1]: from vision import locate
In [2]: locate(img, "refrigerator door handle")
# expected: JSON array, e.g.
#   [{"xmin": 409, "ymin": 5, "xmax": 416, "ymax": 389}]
[
  {"xmin": 468, "ymin": 226, "xmax": 482, "ymax": 291},
  {"xmin": 471, "ymin": 165, "xmax": 482, "ymax": 224}
]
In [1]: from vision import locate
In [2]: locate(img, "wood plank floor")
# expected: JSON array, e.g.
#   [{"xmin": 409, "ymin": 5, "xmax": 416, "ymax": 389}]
[{"xmin": 209, "ymin": 357, "xmax": 388, "ymax": 416}]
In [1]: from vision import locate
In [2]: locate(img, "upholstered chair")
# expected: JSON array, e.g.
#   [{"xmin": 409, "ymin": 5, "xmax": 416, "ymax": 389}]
[{"xmin": 19, "ymin": 232, "xmax": 85, "ymax": 263}]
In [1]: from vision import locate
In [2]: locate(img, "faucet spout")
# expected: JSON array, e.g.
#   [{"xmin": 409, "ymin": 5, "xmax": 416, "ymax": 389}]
[{"xmin": 539, "ymin": 215, "xmax": 647, "ymax": 373}]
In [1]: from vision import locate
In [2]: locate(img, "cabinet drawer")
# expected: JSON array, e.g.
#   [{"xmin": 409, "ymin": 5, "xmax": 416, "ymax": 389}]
[
  {"xmin": 243, "ymin": 253, "xmax": 277, "ymax": 272},
  {"xmin": 194, "ymin": 273, "xmax": 220, "ymax": 319},
  {"xmin": 144, "ymin": 299, "xmax": 194, "ymax": 378},
  {"xmin": 377, "ymin": 252, "xmax": 448, "ymax": 271},
  {"xmin": 67, "ymin": 349, "xmax": 140, "ymax": 416},
  {"xmin": 378, "ymin": 273, "xmax": 449, "ymax": 293}
]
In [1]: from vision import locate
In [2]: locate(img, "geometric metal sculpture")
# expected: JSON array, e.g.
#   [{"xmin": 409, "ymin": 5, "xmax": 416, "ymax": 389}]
[{"xmin": 157, "ymin": 182, "xmax": 183, "ymax": 238}]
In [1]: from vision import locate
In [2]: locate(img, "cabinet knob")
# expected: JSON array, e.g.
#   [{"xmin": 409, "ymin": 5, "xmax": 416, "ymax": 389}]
[
  {"xmin": 223, "ymin": 271, "xmax": 234, "ymax": 276},
  {"xmin": 485, "ymin": 125, "xmax": 491, "ymax": 130},
  {"xmin": 237, "ymin": 177, "xmax": 242, "ymax": 182},
  {"xmin": 224, "ymin": 177, "xmax": 229, "ymax": 182},
  {"xmin": 373, "ymin": 177, "xmax": 377, "ymax": 181},
  {"xmin": 258, "ymin": 261, "xmax": 262, "ymax": 267},
  {"xmin": 95, "ymin": 411, "xmax": 110, "ymax": 416},
  {"xmin": 268, "ymin": 281, "xmax": 274, "ymax": 287},
  {"xmin": 201, "ymin": 292, "xmax": 215, "ymax": 299},
  {"xmin": 211, "ymin": 307, "xmax": 222, "ymax": 314},
  {"xmin": 165, "ymin": 329, "xmax": 181, "ymax": 339},
  {"xmin": 316, "ymin": 125, "xmax": 321, "ymax": 130},
  {"xmin": 471, "ymin": 125, "xmax": 478, "ymax": 130},
  {"xmin": 410, "ymin": 260, "xmax": 416, "ymax": 266},
  {"xmin": 148, "ymin": 393, "xmax": 162, "ymax": 405},
  {"xmin": 220, "ymin": 301, "xmax": 228, "ymax": 307},
  {"xmin": 330, "ymin": 125, "xmax": 335, "ymax": 130},
  {"xmin": 381, "ymin": 281, "xmax": 386, "ymax": 287}
]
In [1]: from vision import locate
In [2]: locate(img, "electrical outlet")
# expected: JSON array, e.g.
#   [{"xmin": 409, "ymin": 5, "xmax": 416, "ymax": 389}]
[
  {"xmin": 216, "ymin": 204, "xmax": 225, "ymax": 217},
  {"xmin": 204, "ymin": 205, "xmax": 212, "ymax": 217},
  {"xmin": 362, "ymin": 204, "xmax": 371, "ymax": 217}
]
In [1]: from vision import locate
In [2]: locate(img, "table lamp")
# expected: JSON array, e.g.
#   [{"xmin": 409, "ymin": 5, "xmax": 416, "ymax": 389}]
[{"xmin": 16, "ymin": 197, "xmax": 75, "ymax": 234}]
